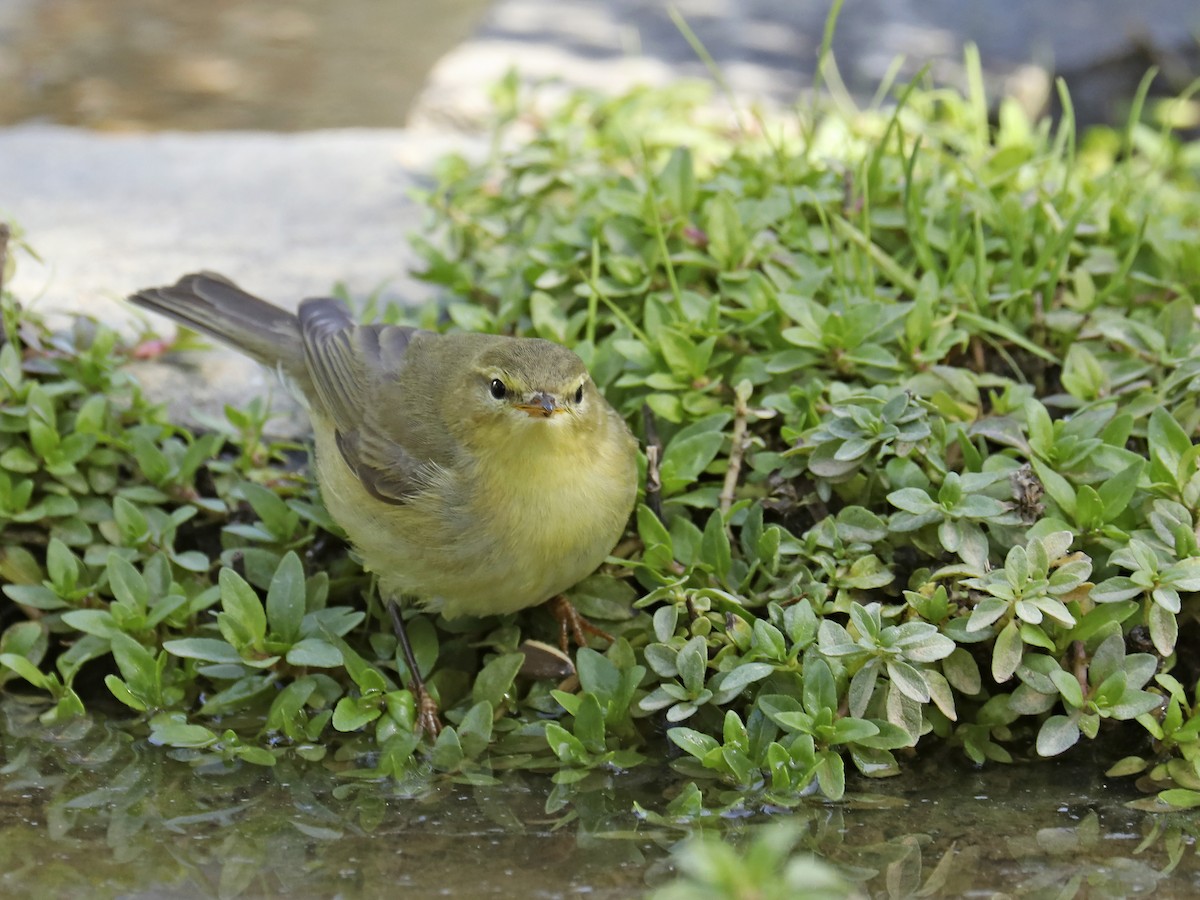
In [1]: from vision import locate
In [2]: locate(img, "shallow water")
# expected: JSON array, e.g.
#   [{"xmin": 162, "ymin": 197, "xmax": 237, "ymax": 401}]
[
  {"xmin": 0, "ymin": 0, "xmax": 489, "ymax": 130},
  {"xmin": 3, "ymin": 698, "xmax": 1199, "ymax": 898}
]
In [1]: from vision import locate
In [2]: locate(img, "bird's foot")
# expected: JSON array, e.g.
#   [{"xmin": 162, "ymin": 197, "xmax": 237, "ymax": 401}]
[
  {"xmin": 547, "ymin": 594, "xmax": 614, "ymax": 653},
  {"xmin": 387, "ymin": 598, "xmax": 442, "ymax": 738},
  {"xmin": 414, "ymin": 684, "xmax": 443, "ymax": 738}
]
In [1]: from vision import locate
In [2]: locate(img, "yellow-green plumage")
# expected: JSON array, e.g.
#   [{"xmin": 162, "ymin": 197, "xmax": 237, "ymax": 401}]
[{"xmin": 129, "ymin": 273, "xmax": 638, "ymax": 619}]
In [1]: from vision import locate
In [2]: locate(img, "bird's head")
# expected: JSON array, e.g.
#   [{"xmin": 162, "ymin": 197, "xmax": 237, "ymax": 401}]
[{"xmin": 463, "ymin": 338, "xmax": 599, "ymax": 442}]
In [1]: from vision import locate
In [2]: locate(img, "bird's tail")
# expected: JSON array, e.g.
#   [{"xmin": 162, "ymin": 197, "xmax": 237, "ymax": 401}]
[{"xmin": 128, "ymin": 272, "xmax": 307, "ymax": 379}]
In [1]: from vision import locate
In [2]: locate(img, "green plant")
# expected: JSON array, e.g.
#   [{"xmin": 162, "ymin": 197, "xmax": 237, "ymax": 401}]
[
  {"xmin": 4, "ymin": 50, "xmax": 1200, "ymax": 823},
  {"xmin": 649, "ymin": 822, "xmax": 852, "ymax": 900}
]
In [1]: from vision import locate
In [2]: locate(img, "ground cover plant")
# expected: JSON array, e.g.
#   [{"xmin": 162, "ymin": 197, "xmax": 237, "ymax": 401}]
[{"xmin": 2, "ymin": 54, "xmax": 1200, "ymax": 829}]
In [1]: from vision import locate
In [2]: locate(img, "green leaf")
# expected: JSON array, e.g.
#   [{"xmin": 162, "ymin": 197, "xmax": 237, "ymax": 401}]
[
  {"xmin": 716, "ymin": 662, "xmax": 775, "ymax": 695},
  {"xmin": 163, "ymin": 637, "xmax": 244, "ymax": 664},
  {"xmin": 659, "ymin": 329, "xmax": 714, "ymax": 381},
  {"xmin": 1090, "ymin": 577, "xmax": 1142, "ymax": 603},
  {"xmin": 107, "ymin": 553, "xmax": 149, "ymax": 613},
  {"xmin": 545, "ymin": 721, "xmax": 586, "ymax": 763},
  {"xmin": 1075, "ymin": 486, "xmax": 1103, "ymax": 528},
  {"xmin": 285, "ymin": 639, "xmax": 343, "ymax": 668},
  {"xmin": 266, "ymin": 551, "xmax": 306, "ymax": 643},
  {"xmin": 660, "ymin": 432, "xmax": 725, "ymax": 496},
  {"xmin": 991, "ymin": 621, "xmax": 1023, "ymax": 683},
  {"xmin": 830, "ymin": 717, "xmax": 880, "ymax": 745},
  {"xmin": 472, "ymin": 652, "xmax": 525, "ymax": 708},
  {"xmin": 803, "ymin": 659, "xmax": 837, "ymax": 714},
  {"xmin": 1159, "ymin": 790, "xmax": 1200, "ymax": 810},
  {"xmin": 575, "ymin": 648, "xmax": 620, "ymax": 703},
  {"xmin": 699, "ymin": 509, "xmax": 732, "ymax": 585},
  {"xmin": 941, "ymin": 648, "xmax": 981, "ymax": 694},
  {"xmin": 676, "ymin": 636, "xmax": 708, "ymax": 695},
  {"xmin": 60, "ymin": 609, "xmax": 120, "ymax": 639},
  {"xmin": 1030, "ymin": 458, "xmax": 1076, "ymax": 518},
  {"xmin": 112, "ymin": 496, "xmax": 150, "ymax": 546},
  {"xmin": 235, "ymin": 746, "xmax": 278, "ymax": 767},
  {"xmin": 1163, "ymin": 557, "xmax": 1200, "ymax": 592},
  {"xmin": 1098, "ymin": 460, "xmax": 1144, "ymax": 522},
  {"xmin": 46, "ymin": 538, "xmax": 79, "ymax": 591},
  {"xmin": 3, "ymin": 584, "xmax": 67, "ymax": 611},
  {"xmin": 529, "ymin": 290, "xmax": 568, "ymax": 343},
  {"xmin": 643, "ymin": 644, "xmax": 679, "ymax": 679},
  {"xmin": 705, "ymin": 192, "xmax": 747, "ymax": 269},
  {"xmin": 898, "ymin": 630, "xmax": 956, "ymax": 663},
  {"xmin": 130, "ymin": 433, "xmax": 171, "ymax": 485},
  {"xmin": 886, "ymin": 660, "xmax": 931, "ymax": 703},
  {"xmin": 332, "ymin": 696, "xmax": 381, "ymax": 732},
  {"xmin": 668, "ymin": 726, "xmax": 720, "ymax": 760},
  {"xmin": 887, "ymin": 487, "xmax": 938, "ymax": 515},
  {"xmin": 429, "ymin": 725, "xmax": 466, "ymax": 771},
  {"xmin": 658, "ymin": 146, "xmax": 696, "ymax": 215},
  {"xmin": 1148, "ymin": 408, "xmax": 1191, "ymax": 479},
  {"xmin": 967, "ymin": 597, "xmax": 1008, "ymax": 632},
  {"xmin": 148, "ymin": 717, "xmax": 218, "ymax": 749},
  {"xmin": 848, "ymin": 662, "xmax": 880, "ymax": 718},
  {"xmin": 1106, "ymin": 756, "xmax": 1149, "ymax": 777},
  {"xmin": 109, "ymin": 632, "xmax": 160, "ymax": 701},
  {"xmin": 1148, "ymin": 601, "xmax": 1178, "ymax": 657},
  {"xmin": 238, "ymin": 481, "xmax": 299, "ymax": 540},
  {"xmin": 1036, "ymin": 714, "xmax": 1080, "ymax": 757},
  {"xmin": 1089, "ymin": 632, "xmax": 1126, "ymax": 686},
  {"xmin": 0, "ymin": 653, "xmax": 54, "ymax": 690},
  {"xmin": 814, "ymin": 749, "xmax": 846, "ymax": 800},
  {"xmin": 573, "ymin": 692, "xmax": 606, "ymax": 754},
  {"xmin": 637, "ymin": 503, "xmax": 673, "ymax": 564},
  {"xmin": 1049, "ymin": 668, "xmax": 1084, "ymax": 708},
  {"xmin": 104, "ymin": 674, "xmax": 147, "ymax": 711},
  {"xmin": 218, "ymin": 567, "xmax": 267, "ymax": 648},
  {"xmin": 457, "ymin": 700, "xmax": 495, "ymax": 759}
]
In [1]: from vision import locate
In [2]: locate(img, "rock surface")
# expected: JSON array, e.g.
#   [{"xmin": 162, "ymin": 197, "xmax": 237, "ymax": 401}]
[
  {"xmin": 1, "ymin": 126, "xmax": 469, "ymax": 435},
  {"xmin": 2, "ymin": 126, "xmax": 456, "ymax": 325}
]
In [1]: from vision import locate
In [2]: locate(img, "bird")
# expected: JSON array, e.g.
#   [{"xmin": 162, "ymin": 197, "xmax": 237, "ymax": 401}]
[{"xmin": 128, "ymin": 272, "xmax": 639, "ymax": 734}]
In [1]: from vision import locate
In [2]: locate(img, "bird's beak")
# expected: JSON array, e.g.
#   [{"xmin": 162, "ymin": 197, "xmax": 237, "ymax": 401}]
[{"xmin": 515, "ymin": 392, "xmax": 559, "ymax": 418}]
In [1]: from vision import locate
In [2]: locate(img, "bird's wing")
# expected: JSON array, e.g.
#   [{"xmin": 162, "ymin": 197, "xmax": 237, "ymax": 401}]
[{"xmin": 298, "ymin": 298, "xmax": 435, "ymax": 505}]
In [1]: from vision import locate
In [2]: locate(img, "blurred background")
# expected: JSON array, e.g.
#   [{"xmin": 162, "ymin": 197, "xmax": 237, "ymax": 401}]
[
  {"xmin": 0, "ymin": 0, "xmax": 490, "ymax": 130},
  {"xmin": 1, "ymin": 0, "xmax": 1197, "ymax": 133},
  {"xmin": 1, "ymin": 0, "xmax": 1196, "ymax": 331}
]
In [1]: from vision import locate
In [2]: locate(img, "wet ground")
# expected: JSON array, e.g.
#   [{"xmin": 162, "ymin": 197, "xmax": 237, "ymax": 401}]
[
  {"xmin": 0, "ymin": 0, "xmax": 489, "ymax": 130},
  {"xmin": 3, "ymin": 697, "xmax": 1199, "ymax": 898}
]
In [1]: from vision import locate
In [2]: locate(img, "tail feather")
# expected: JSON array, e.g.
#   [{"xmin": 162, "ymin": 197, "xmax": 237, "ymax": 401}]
[{"xmin": 129, "ymin": 272, "xmax": 307, "ymax": 379}]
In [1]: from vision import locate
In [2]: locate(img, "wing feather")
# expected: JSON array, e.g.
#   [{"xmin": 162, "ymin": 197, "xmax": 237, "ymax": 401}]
[{"xmin": 298, "ymin": 298, "xmax": 435, "ymax": 505}]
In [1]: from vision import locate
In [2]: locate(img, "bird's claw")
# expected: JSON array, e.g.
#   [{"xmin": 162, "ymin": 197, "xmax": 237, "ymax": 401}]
[
  {"xmin": 548, "ymin": 595, "xmax": 614, "ymax": 653},
  {"xmin": 414, "ymin": 685, "xmax": 442, "ymax": 738}
]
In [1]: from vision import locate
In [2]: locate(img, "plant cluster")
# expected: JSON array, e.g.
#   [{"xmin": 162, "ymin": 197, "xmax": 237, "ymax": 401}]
[
  {"xmin": 407, "ymin": 65, "xmax": 1200, "ymax": 810},
  {"xmin": 3, "ymin": 60, "xmax": 1200, "ymax": 822}
]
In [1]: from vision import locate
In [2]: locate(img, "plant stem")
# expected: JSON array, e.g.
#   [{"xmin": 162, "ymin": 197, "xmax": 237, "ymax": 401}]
[{"xmin": 719, "ymin": 393, "xmax": 749, "ymax": 517}]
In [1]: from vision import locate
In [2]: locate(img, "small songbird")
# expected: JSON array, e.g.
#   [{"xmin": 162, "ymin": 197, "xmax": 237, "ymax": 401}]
[{"xmin": 129, "ymin": 273, "xmax": 639, "ymax": 734}]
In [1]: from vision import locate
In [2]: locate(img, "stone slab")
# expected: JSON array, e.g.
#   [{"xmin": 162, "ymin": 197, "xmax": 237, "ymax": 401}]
[
  {"xmin": 1, "ymin": 125, "xmax": 457, "ymax": 322},
  {"xmin": 0, "ymin": 126, "xmax": 476, "ymax": 435}
]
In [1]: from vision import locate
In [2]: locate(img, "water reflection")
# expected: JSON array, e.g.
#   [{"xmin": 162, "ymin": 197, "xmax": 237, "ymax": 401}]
[
  {"xmin": 0, "ymin": 0, "xmax": 490, "ymax": 130},
  {"xmin": 3, "ymin": 697, "xmax": 1200, "ymax": 897}
]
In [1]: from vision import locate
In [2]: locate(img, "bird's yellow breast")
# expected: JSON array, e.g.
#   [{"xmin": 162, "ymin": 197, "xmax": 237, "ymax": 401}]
[{"xmin": 313, "ymin": 409, "xmax": 637, "ymax": 619}]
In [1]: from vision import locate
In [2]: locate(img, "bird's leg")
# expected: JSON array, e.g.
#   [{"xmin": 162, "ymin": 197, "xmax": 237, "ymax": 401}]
[
  {"xmin": 386, "ymin": 599, "xmax": 441, "ymax": 737},
  {"xmin": 547, "ymin": 595, "xmax": 614, "ymax": 653}
]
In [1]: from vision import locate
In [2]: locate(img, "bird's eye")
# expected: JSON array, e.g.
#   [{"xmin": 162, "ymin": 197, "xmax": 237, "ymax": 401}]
[
  {"xmin": 489, "ymin": 378, "xmax": 507, "ymax": 400},
  {"xmin": 573, "ymin": 384, "xmax": 584, "ymax": 404}
]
